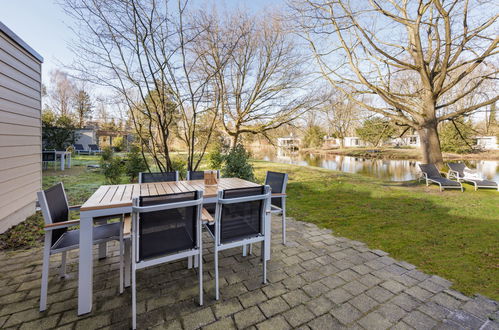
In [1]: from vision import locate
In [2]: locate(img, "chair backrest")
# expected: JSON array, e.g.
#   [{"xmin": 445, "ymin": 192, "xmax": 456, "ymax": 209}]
[
  {"xmin": 139, "ymin": 171, "xmax": 178, "ymax": 183},
  {"xmin": 88, "ymin": 144, "xmax": 99, "ymax": 151},
  {"xmin": 217, "ymin": 186, "xmax": 268, "ymax": 244},
  {"xmin": 187, "ymin": 170, "xmax": 220, "ymax": 181},
  {"xmin": 265, "ymin": 171, "xmax": 288, "ymax": 208},
  {"xmin": 73, "ymin": 144, "xmax": 84, "ymax": 151},
  {"xmin": 37, "ymin": 183, "xmax": 70, "ymax": 245},
  {"xmin": 42, "ymin": 151, "xmax": 56, "ymax": 162},
  {"xmin": 447, "ymin": 163, "xmax": 465, "ymax": 177},
  {"xmin": 134, "ymin": 191, "xmax": 202, "ymax": 261},
  {"xmin": 418, "ymin": 164, "xmax": 441, "ymax": 178}
]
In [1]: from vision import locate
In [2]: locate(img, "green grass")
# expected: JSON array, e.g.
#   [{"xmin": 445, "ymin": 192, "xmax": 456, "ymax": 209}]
[
  {"xmin": 3, "ymin": 154, "xmax": 498, "ymax": 299},
  {"xmin": 252, "ymin": 160, "xmax": 499, "ymax": 300}
]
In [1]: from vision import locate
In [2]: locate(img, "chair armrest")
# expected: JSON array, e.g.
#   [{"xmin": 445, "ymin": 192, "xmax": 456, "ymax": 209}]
[
  {"xmin": 201, "ymin": 208, "xmax": 214, "ymax": 223},
  {"xmin": 439, "ymin": 171, "xmax": 447, "ymax": 177},
  {"xmin": 271, "ymin": 193, "xmax": 287, "ymax": 197},
  {"xmin": 44, "ymin": 219, "xmax": 80, "ymax": 230},
  {"xmin": 123, "ymin": 214, "xmax": 131, "ymax": 236},
  {"xmin": 69, "ymin": 205, "xmax": 81, "ymax": 211}
]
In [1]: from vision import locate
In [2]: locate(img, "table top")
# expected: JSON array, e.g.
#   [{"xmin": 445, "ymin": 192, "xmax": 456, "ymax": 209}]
[{"xmin": 80, "ymin": 178, "xmax": 260, "ymax": 211}]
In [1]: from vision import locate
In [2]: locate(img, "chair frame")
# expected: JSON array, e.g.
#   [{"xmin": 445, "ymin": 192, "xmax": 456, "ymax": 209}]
[
  {"xmin": 186, "ymin": 170, "xmax": 220, "ymax": 181},
  {"xmin": 73, "ymin": 144, "xmax": 90, "ymax": 155},
  {"xmin": 265, "ymin": 171, "xmax": 288, "ymax": 244},
  {"xmin": 42, "ymin": 150, "xmax": 57, "ymax": 170},
  {"xmin": 447, "ymin": 163, "xmax": 499, "ymax": 191},
  {"xmin": 138, "ymin": 171, "xmax": 179, "ymax": 183},
  {"xmin": 37, "ymin": 183, "xmax": 124, "ymax": 312},
  {"xmin": 418, "ymin": 164, "xmax": 463, "ymax": 192},
  {"xmin": 88, "ymin": 144, "xmax": 102, "ymax": 155},
  {"xmin": 130, "ymin": 192, "xmax": 204, "ymax": 329},
  {"xmin": 205, "ymin": 185, "xmax": 271, "ymax": 300}
]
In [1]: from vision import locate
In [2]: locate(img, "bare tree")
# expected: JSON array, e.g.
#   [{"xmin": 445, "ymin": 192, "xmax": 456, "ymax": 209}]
[
  {"xmin": 292, "ymin": 0, "xmax": 498, "ymax": 165},
  {"xmin": 61, "ymin": 0, "xmax": 230, "ymax": 171},
  {"xmin": 48, "ymin": 69, "xmax": 76, "ymax": 116},
  {"xmin": 201, "ymin": 10, "xmax": 318, "ymax": 147},
  {"xmin": 323, "ymin": 90, "xmax": 364, "ymax": 147}
]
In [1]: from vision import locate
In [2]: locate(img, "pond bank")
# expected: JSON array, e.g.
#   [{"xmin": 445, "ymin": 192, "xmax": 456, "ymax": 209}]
[{"xmin": 301, "ymin": 147, "xmax": 499, "ymax": 161}]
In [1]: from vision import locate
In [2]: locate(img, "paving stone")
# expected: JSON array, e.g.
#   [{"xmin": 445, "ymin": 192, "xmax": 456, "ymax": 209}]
[
  {"xmin": 402, "ymin": 310, "xmax": 438, "ymax": 329},
  {"xmin": 444, "ymin": 289, "xmax": 471, "ymax": 302},
  {"xmin": 202, "ymin": 317, "xmax": 236, "ymax": 330},
  {"xmin": 349, "ymin": 293, "xmax": 379, "ymax": 313},
  {"xmin": 357, "ymin": 311, "xmax": 392, "ymax": 330},
  {"xmin": 432, "ymin": 292, "xmax": 463, "ymax": 309},
  {"xmin": 302, "ymin": 281, "xmax": 329, "ymax": 298},
  {"xmin": 262, "ymin": 282, "xmax": 287, "ymax": 299},
  {"xmin": 300, "ymin": 270, "xmax": 325, "ymax": 283},
  {"xmin": 447, "ymin": 310, "xmax": 485, "ymax": 328},
  {"xmin": 418, "ymin": 279, "xmax": 446, "ymax": 294},
  {"xmin": 381, "ymin": 280, "xmax": 406, "ymax": 294},
  {"xmin": 152, "ymin": 319, "xmax": 183, "ymax": 330},
  {"xmin": 326, "ymin": 287, "xmax": 352, "ymax": 305},
  {"xmin": 306, "ymin": 295, "xmax": 335, "ymax": 316},
  {"xmin": 212, "ymin": 298, "xmax": 243, "ymax": 319},
  {"xmin": 183, "ymin": 307, "xmax": 216, "ymax": 330},
  {"xmin": 256, "ymin": 315, "xmax": 290, "ymax": 330},
  {"xmin": 391, "ymin": 321, "xmax": 415, "ymax": 330},
  {"xmin": 351, "ymin": 264, "xmax": 371, "ymax": 275},
  {"xmin": 320, "ymin": 276, "xmax": 345, "ymax": 289},
  {"xmin": 282, "ymin": 305, "xmax": 315, "ymax": 327},
  {"xmin": 376, "ymin": 303, "xmax": 407, "ymax": 323},
  {"xmin": 391, "ymin": 293, "xmax": 422, "ymax": 311},
  {"xmin": 358, "ymin": 273, "xmax": 383, "ymax": 287},
  {"xmin": 239, "ymin": 289, "xmax": 268, "ymax": 308},
  {"xmin": 417, "ymin": 301, "xmax": 451, "ymax": 320},
  {"xmin": 3, "ymin": 308, "xmax": 43, "ymax": 327},
  {"xmin": 405, "ymin": 286, "xmax": 433, "ymax": 302},
  {"xmin": 282, "ymin": 276, "xmax": 307, "ymax": 290},
  {"xmin": 462, "ymin": 300, "xmax": 494, "ymax": 320},
  {"xmin": 365, "ymin": 285, "xmax": 394, "ymax": 303},
  {"xmin": 74, "ymin": 313, "xmax": 112, "ymax": 330},
  {"xmin": 259, "ymin": 296, "xmax": 290, "ymax": 318},
  {"xmin": 308, "ymin": 313, "xmax": 345, "ymax": 330},
  {"xmin": 282, "ymin": 289, "xmax": 311, "ymax": 307},
  {"xmin": 392, "ymin": 274, "xmax": 420, "ymax": 287},
  {"xmin": 19, "ymin": 314, "xmax": 60, "ymax": 330},
  {"xmin": 330, "ymin": 303, "xmax": 362, "ymax": 325},
  {"xmin": 234, "ymin": 306, "xmax": 266, "ymax": 329},
  {"xmin": 342, "ymin": 280, "xmax": 368, "ymax": 296}
]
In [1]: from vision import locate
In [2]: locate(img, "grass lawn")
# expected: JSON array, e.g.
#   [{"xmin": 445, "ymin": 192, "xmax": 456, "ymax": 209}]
[{"xmin": 6, "ymin": 155, "xmax": 497, "ymax": 299}]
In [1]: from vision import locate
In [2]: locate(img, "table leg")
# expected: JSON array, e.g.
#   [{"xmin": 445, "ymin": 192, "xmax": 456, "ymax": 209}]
[
  {"xmin": 67, "ymin": 153, "xmax": 71, "ymax": 168},
  {"xmin": 60, "ymin": 153, "xmax": 65, "ymax": 171},
  {"xmin": 78, "ymin": 214, "xmax": 93, "ymax": 315},
  {"xmin": 124, "ymin": 239, "xmax": 131, "ymax": 288},
  {"xmin": 95, "ymin": 218, "xmax": 108, "ymax": 259}
]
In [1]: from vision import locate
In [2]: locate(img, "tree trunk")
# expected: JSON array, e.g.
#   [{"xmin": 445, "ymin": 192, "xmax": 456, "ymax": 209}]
[
  {"xmin": 417, "ymin": 121, "xmax": 443, "ymax": 167},
  {"xmin": 230, "ymin": 133, "xmax": 240, "ymax": 149}
]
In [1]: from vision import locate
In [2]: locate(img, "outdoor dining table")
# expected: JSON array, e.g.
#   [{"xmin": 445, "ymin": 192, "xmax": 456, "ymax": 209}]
[
  {"xmin": 77, "ymin": 177, "xmax": 272, "ymax": 315},
  {"xmin": 55, "ymin": 150, "xmax": 71, "ymax": 170}
]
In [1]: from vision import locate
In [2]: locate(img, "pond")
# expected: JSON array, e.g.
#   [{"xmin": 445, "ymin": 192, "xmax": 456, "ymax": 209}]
[{"xmin": 251, "ymin": 147, "xmax": 499, "ymax": 182}]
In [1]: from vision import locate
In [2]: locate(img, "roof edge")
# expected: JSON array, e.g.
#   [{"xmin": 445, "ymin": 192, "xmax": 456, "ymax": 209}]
[{"xmin": 0, "ymin": 21, "xmax": 44, "ymax": 63}]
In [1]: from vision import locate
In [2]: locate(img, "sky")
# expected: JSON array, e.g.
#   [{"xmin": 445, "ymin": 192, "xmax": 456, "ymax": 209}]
[{"xmin": 0, "ymin": 0, "xmax": 281, "ymax": 86}]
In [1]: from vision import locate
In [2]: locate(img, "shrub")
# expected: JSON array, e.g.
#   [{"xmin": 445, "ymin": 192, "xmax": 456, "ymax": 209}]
[
  {"xmin": 303, "ymin": 126, "xmax": 326, "ymax": 148},
  {"xmin": 440, "ymin": 119, "xmax": 475, "ymax": 154},
  {"xmin": 222, "ymin": 144, "xmax": 255, "ymax": 181},
  {"xmin": 170, "ymin": 157, "xmax": 187, "ymax": 180},
  {"xmin": 125, "ymin": 146, "xmax": 148, "ymax": 182},
  {"xmin": 100, "ymin": 147, "xmax": 124, "ymax": 184},
  {"xmin": 208, "ymin": 143, "xmax": 225, "ymax": 169},
  {"xmin": 112, "ymin": 136, "xmax": 126, "ymax": 152}
]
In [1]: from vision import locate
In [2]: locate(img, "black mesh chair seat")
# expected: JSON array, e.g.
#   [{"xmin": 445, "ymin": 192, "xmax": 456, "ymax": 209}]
[
  {"xmin": 419, "ymin": 164, "xmax": 442, "ymax": 179},
  {"xmin": 429, "ymin": 177, "xmax": 461, "ymax": 186},
  {"xmin": 42, "ymin": 151, "xmax": 56, "ymax": 162},
  {"xmin": 51, "ymin": 222, "xmax": 121, "ymax": 251},
  {"xmin": 447, "ymin": 163, "xmax": 466, "ymax": 177},
  {"xmin": 73, "ymin": 144, "xmax": 84, "ymax": 151},
  {"xmin": 470, "ymin": 179, "xmax": 498, "ymax": 187},
  {"xmin": 140, "ymin": 171, "xmax": 178, "ymax": 183},
  {"xmin": 187, "ymin": 170, "xmax": 220, "ymax": 180}
]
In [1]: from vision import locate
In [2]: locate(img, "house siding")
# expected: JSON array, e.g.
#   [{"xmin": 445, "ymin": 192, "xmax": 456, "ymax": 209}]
[{"xmin": 0, "ymin": 24, "xmax": 43, "ymax": 233}]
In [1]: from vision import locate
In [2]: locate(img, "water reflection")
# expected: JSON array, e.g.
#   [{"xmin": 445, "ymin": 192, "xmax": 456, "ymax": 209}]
[{"xmin": 254, "ymin": 147, "xmax": 499, "ymax": 182}]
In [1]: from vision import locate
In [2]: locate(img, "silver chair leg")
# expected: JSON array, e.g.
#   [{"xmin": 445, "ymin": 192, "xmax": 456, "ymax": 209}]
[
  {"xmin": 249, "ymin": 244, "xmax": 253, "ymax": 255},
  {"xmin": 214, "ymin": 248, "xmax": 219, "ymax": 300},
  {"xmin": 40, "ymin": 234, "xmax": 51, "ymax": 311},
  {"xmin": 132, "ymin": 266, "xmax": 136, "ymax": 330},
  {"xmin": 119, "ymin": 224, "xmax": 124, "ymax": 294},
  {"xmin": 188, "ymin": 256, "xmax": 193, "ymax": 269},
  {"xmin": 198, "ymin": 252, "xmax": 203, "ymax": 306},
  {"xmin": 124, "ymin": 239, "xmax": 131, "ymax": 288},
  {"xmin": 194, "ymin": 254, "xmax": 199, "ymax": 268},
  {"xmin": 282, "ymin": 198, "xmax": 287, "ymax": 245},
  {"xmin": 262, "ymin": 240, "xmax": 267, "ymax": 284},
  {"xmin": 59, "ymin": 251, "xmax": 67, "ymax": 278},
  {"xmin": 242, "ymin": 245, "xmax": 248, "ymax": 257}
]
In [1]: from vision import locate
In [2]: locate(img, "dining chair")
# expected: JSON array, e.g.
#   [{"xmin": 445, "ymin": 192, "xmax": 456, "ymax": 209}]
[
  {"xmin": 186, "ymin": 170, "xmax": 220, "ymax": 180},
  {"xmin": 42, "ymin": 150, "xmax": 57, "ymax": 170},
  {"xmin": 205, "ymin": 185, "xmax": 271, "ymax": 300},
  {"xmin": 265, "ymin": 171, "xmax": 288, "ymax": 244},
  {"xmin": 37, "ymin": 183, "xmax": 125, "ymax": 312},
  {"xmin": 130, "ymin": 191, "xmax": 204, "ymax": 329},
  {"xmin": 139, "ymin": 171, "xmax": 179, "ymax": 183}
]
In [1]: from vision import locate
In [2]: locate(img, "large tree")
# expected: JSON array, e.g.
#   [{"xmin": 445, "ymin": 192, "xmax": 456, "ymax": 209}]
[
  {"xmin": 199, "ymin": 10, "xmax": 318, "ymax": 147},
  {"xmin": 48, "ymin": 69, "xmax": 76, "ymax": 116},
  {"xmin": 292, "ymin": 0, "xmax": 498, "ymax": 166},
  {"xmin": 74, "ymin": 89, "xmax": 93, "ymax": 128},
  {"xmin": 61, "ymin": 0, "xmax": 232, "ymax": 171}
]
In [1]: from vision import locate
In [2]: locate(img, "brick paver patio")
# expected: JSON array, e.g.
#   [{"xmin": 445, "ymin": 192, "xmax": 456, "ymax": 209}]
[{"xmin": 0, "ymin": 216, "xmax": 497, "ymax": 329}]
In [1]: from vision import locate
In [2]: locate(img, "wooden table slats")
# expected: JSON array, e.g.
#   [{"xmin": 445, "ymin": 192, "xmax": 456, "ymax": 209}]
[{"xmin": 80, "ymin": 178, "xmax": 260, "ymax": 211}]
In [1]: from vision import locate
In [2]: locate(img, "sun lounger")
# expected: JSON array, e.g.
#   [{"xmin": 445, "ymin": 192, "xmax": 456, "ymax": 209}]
[
  {"xmin": 73, "ymin": 144, "xmax": 90, "ymax": 155},
  {"xmin": 447, "ymin": 163, "xmax": 498, "ymax": 191},
  {"xmin": 418, "ymin": 164, "xmax": 463, "ymax": 192}
]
